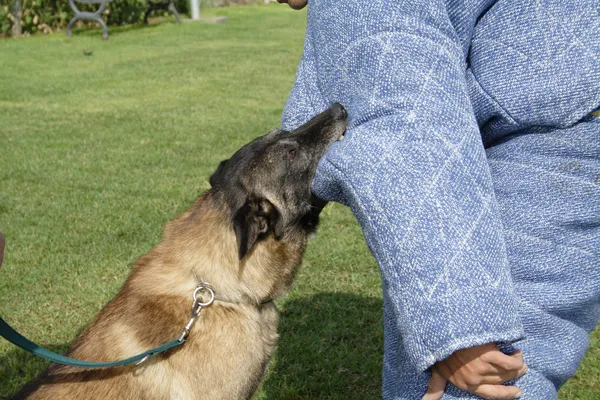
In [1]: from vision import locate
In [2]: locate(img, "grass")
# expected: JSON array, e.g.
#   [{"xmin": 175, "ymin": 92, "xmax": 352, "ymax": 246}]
[{"xmin": 0, "ymin": 5, "xmax": 598, "ymax": 399}]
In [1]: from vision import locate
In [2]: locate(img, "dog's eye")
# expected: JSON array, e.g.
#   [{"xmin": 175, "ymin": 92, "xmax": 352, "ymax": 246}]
[{"xmin": 288, "ymin": 149, "xmax": 297, "ymax": 160}]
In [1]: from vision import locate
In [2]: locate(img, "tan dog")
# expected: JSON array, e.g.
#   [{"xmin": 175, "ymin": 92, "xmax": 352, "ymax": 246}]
[{"xmin": 12, "ymin": 104, "xmax": 347, "ymax": 399}]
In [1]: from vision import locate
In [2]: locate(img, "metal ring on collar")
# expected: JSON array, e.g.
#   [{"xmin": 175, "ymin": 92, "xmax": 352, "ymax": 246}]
[{"xmin": 192, "ymin": 285, "xmax": 215, "ymax": 307}]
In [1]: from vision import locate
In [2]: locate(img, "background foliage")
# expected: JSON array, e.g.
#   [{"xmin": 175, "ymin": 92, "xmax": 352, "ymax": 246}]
[
  {"xmin": 1, "ymin": 0, "xmax": 71, "ymax": 35},
  {"xmin": 0, "ymin": 0, "xmax": 265, "ymax": 37}
]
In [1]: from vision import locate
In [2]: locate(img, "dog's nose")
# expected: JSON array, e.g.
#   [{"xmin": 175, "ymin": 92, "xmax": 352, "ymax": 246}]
[{"xmin": 330, "ymin": 103, "xmax": 347, "ymax": 121}]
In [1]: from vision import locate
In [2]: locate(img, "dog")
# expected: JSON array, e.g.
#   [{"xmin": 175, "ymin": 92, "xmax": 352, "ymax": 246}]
[{"xmin": 11, "ymin": 103, "xmax": 347, "ymax": 399}]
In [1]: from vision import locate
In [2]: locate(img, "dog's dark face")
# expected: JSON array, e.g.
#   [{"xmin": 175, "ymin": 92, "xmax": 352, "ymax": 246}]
[{"xmin": 209, "ymin": 104, "xmax": 347, "ymax": 260}]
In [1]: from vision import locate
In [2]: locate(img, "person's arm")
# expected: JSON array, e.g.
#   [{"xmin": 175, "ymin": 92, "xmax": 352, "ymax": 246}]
[{"xmin": 283, "ymin": 1, "xmax": 525, "ymax": 397}]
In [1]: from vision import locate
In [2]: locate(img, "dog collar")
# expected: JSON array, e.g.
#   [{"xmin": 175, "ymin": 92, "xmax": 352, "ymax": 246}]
[
  {"xmin": 190, "ymin": 270, "xmax": 273, "ymax": 307},
  {"xmin": 213, "ymin": 297, "xmax": 275, "ymax": 306}
]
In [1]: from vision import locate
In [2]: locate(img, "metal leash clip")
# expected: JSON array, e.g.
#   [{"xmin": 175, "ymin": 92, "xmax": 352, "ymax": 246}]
[
  {"xmin": 134, "ymin": 354, "xmax": 151, "ymax": 367},
  {"xmin": 178, "ymin": 281, "xmax": 215, "ymax": 343},
  {"xmin": 135, "ymin": 281, "xmax": 215, "ymax": 367}
]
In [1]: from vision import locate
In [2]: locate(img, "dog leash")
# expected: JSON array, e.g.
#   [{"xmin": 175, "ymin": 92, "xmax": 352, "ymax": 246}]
[{"xmin": 0, "ymin": 282, "xmax": 215, "ymax": 369}]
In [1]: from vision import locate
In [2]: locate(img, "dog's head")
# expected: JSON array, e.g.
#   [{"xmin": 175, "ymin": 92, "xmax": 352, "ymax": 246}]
[{"xmin": 209, "ymin": 103, "xmax": 347, "ymax": 260}]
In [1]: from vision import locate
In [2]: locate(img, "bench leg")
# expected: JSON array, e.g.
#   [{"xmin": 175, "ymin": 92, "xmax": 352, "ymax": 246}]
[
  {"xmin": 96, "ymin": 16, "xmax": 109, "ymax": 39},
  {"xmin": 66, "ymin": 16, "xmax": 79, "ymax": 37},
  {"xmin": 143, "ymin": 8, "xmax": 152, "ymax": 24},
  {"xmin": 169, "ymin": 3, "xmax": 181, "ymax": 24}
]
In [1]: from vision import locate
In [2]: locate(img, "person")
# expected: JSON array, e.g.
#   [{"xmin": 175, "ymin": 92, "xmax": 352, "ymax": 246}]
[{"xmin": 276, "ymin": 0, "xmax": 600, "ymax": 399}]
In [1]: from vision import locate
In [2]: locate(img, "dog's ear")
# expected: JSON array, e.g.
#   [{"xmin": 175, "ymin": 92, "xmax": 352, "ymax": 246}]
[
  {"xmin": 233, "ymin": 197, "xmax": 283, "ymax": 260},
  {"xmin": 209, "ymin": 159, "xmax": 229, "ymax": 188}
]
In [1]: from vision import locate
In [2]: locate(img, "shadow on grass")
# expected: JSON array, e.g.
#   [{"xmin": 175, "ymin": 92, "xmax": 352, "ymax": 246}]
[
  {"xmin": 0, "ymin": 343, "xmax": 68, "ymax": 400},
  {"xmin": 263, "ymin": 293, "xmax": 384, "ymax": 400}
]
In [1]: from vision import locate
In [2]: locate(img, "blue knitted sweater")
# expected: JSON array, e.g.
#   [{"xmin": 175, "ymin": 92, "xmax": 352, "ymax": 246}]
[{"xmin": 281, "ymin": 1, "xmax": 600, "ymax": 398}]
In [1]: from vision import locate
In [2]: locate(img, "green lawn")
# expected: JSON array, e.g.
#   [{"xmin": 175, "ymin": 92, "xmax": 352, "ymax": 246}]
[{"xmin": 0, "ymin": 5, "xmax": 598, "ymax": 399}]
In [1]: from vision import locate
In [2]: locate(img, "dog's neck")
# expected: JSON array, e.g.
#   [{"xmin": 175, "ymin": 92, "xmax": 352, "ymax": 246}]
[{"xmin": 128, "ymin": 191, "xmax": 303, "ymax": 307}]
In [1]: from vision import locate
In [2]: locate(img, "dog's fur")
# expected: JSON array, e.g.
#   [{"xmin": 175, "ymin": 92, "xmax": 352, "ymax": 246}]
[{"xmin": 11, "ymin": 104, "xmax": 347, "ymax": 400}]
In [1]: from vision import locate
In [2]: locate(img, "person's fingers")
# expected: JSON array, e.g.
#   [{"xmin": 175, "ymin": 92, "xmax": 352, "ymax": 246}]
[
  {"xmin": 470, "ymin": 366, "xmax": 528, "ymax": 385},
  {"xmin": 477, "ymin": 360, "xmax": 528, "ymax": 384},
  {"xmin": 479, "ymin": 362, "xmax": 507, "ymax": 376},
  {"xmin": 471, "ymin": 384, "xmax": 523, "ymax": 400},
  {"xmin": 517, "ymin": 362, "xmax": 528, "ymax": 377},
  {"xmin": 447, "ymin": 360, "xmax": 528, "ymax": 389},
  {"xmin": 484, "ymin": 349, "xmax": 525, "ymax": 371},
  {"xmin": 422, "ymin": 368, "xmax": 447, "ymax": 400}
]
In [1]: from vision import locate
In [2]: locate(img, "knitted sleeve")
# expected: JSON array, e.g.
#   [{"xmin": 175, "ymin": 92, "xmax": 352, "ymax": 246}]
[{"xmin": 283, "ymin": 0, "xmax": 525, "ymax": 371}]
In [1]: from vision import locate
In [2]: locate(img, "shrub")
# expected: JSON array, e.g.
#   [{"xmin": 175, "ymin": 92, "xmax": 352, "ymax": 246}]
[
  {"xmin": 0, "ymin": 0, "xmax": 267, "ymax": 37},
  {"xmin": 1, "ymin": 0, "xmax": 71, "ymax": 36}
]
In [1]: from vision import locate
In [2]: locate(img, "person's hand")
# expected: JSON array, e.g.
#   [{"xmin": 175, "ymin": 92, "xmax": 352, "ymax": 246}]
[
  {"xmin": 422, "ymin": 343, "xmax": 528, "ymax": 400},
  {"xmin": 276, "ymin": 0, "xmax": 307, "ymax": 10}
]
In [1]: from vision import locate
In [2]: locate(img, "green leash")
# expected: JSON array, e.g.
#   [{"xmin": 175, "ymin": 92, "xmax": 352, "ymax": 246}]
[
  {"xmin": 0, "ymin": 282, "xmax": 215, "ymax": 369},
  {"xmin": 0, "ymin": 317, "xmax": 183, "ymax": 368}
]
